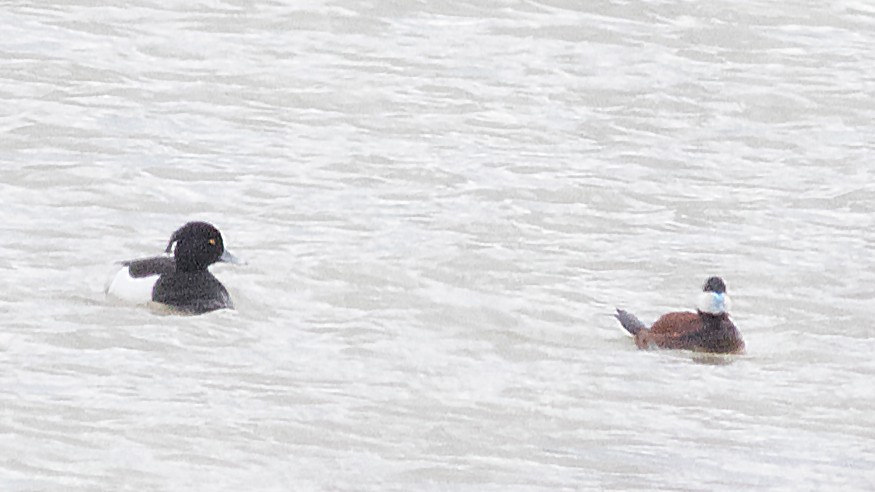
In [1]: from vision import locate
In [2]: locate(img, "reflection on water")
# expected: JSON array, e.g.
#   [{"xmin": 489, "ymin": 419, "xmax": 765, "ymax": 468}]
[{"xmin": 691, "ymin": 354, "xmax": 739, "ymax": 366}]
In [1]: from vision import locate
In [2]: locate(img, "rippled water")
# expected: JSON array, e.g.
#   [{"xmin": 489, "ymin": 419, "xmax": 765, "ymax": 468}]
[{"xmin": 2, "ymin": 1, "xmax": 875, "ymax": 490}]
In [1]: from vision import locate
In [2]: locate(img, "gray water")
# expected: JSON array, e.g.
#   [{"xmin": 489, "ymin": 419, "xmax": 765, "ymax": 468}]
[{"xmin": 2, "ymin": 1, "xmax": 875, "ymax": 490}]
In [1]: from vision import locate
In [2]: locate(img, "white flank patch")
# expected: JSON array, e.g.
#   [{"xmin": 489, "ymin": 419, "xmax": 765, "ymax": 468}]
[
  {"xmin": 105, "ymin": 266, "xmax": 158, "ymax": 304},
  {"xmin": 696, "ymin": 291, "xmax": 731, "ymax": 314}
]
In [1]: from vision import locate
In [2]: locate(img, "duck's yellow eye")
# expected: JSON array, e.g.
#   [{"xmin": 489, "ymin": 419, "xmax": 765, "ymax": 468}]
[{"xmin": 208, "ymin": 238, "xmax": 217, "ymax": 246}]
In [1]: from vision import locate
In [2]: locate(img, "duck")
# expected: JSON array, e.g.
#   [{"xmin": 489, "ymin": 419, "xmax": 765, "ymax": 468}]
[
  {"xmin": 106, "ymin": 221, "xmax": 244, "ymax": 314},
  {"xmin": 614, "ymin": 276, "xmax": 745, "ymax": 354}
]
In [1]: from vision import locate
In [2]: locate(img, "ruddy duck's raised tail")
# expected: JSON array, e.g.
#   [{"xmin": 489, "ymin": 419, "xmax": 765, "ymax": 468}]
[{"xmin": 615, "ymin": 276, "xmax": 745, "ymax": 354}]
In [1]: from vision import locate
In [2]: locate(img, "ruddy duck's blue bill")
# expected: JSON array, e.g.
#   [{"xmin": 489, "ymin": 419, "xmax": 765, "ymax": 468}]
[
  {"xmin": 697, "ymin": 291, "xmax": 731, "ymax": 314},
  {"xmin": 219, "ymin": 249, "xmax": 246, "ymax": 265}
]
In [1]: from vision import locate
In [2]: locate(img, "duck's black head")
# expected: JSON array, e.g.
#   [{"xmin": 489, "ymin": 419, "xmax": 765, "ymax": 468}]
[
  {"xmin": 703, "ymin": 276, "xmax": 727, "ymax": 294},
  {"xmin": 165, "ymin": 221, "xmax": 242, "ymax": 272}
]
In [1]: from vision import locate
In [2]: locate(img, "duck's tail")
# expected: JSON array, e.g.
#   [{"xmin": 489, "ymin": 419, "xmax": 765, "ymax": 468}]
[{"xmin": 615, "ymin": 308, "xmax": 647, "ymax": 336}]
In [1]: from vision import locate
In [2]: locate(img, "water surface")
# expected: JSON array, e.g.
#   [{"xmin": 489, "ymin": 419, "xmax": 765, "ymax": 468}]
[{"xmin": 2, "ymin": 1, "xmax": 874, "ymax": 490}]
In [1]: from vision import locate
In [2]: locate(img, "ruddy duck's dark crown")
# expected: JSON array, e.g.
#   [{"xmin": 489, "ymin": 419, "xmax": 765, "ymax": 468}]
[{"xmin": 703, "ymin": 276, "xmax": 726, "ymax": 294}]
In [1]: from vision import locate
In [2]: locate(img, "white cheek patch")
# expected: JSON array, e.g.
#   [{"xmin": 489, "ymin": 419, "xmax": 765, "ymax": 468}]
[{"xmin": 697, "ymin": 291, "xmax": 731, "ymax": 314}]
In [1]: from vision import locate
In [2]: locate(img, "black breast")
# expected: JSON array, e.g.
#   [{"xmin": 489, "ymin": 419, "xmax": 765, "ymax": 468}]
[
  {"xmin": 681, "ymin": 314, "xmax": 745, "ymax": 354},
  {"xmin": 151, "ymin": 271, "xmax": 233, "ymax": 314},
  {"xmin": 700, "ymin": 321, "xmax": 743, "ymax": 353}
]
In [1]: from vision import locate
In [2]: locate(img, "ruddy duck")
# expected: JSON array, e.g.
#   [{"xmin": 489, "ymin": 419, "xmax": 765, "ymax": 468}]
[{"xmin": 615, "ymin": 276, "xmax": 745, "ymax": 354}]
